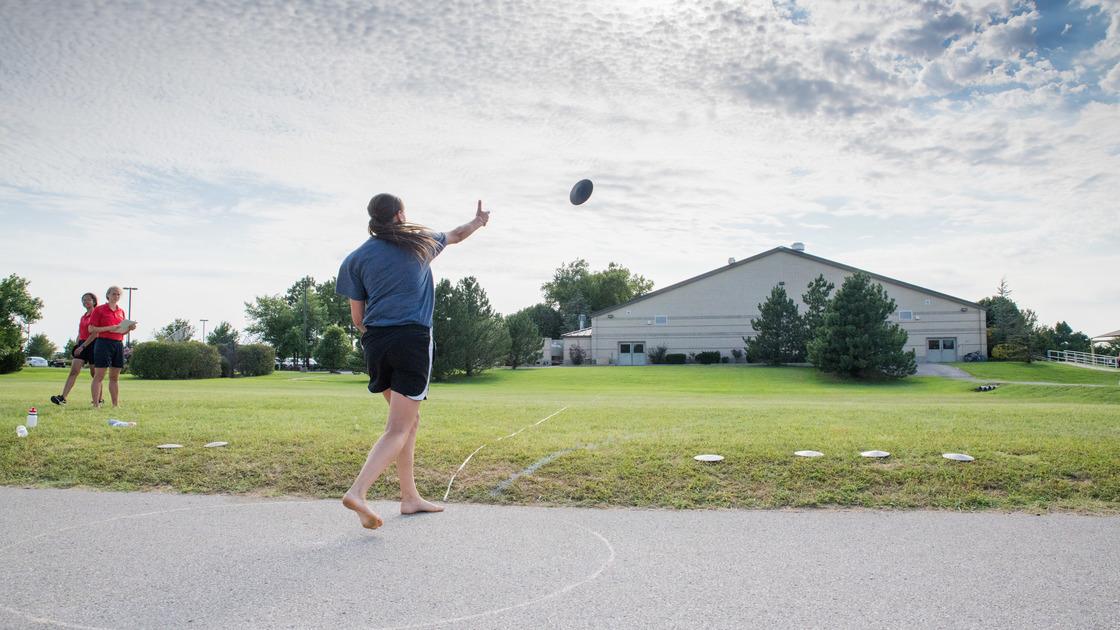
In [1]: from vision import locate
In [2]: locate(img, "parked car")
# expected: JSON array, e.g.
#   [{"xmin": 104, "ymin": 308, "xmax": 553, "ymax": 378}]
[
  {"xmin": 26, "ymin": 356, "xmax": 48, "ymax": 367},
  {"xmin": 49, "ymin": 359, "xmax": 67, "ymax": 368}
]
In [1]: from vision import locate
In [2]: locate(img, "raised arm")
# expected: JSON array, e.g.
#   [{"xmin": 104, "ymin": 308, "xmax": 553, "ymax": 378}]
[{"xmin": 445, "ymin": 200, "xmax": 490, "ymax": 245}]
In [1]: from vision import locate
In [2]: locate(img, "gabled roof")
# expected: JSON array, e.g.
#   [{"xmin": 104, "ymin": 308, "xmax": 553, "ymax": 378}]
[
  {"xmin": 560, "ymin": 327, "xmax": 592, "ymax": 338},
  {"xmin": 591, "ymin": 246, "xmax": 987, "ymax": 317},
  {"xmin": 1093, "ymin": 329, "xmax": 1120, "ymax": 340}
]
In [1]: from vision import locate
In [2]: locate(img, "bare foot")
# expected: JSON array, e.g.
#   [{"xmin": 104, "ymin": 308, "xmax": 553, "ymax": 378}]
[
  {"xmin": 401, "ymin": 497, "xmax": 444, "ymax": 515},
  {"xmin": 342, "ymin": 493, "xmax": 383, "ymax": 530}
]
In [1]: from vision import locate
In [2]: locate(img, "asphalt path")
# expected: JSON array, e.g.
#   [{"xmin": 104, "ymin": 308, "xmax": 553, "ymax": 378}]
[{"xmin": 1, "ymin": 487, "xmax": 1117, "ymax": 629}]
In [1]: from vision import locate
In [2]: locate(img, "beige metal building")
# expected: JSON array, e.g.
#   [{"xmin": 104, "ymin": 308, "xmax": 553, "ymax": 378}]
[{"xmin": 561, "ymin": 245, "xmax": 987, "ymax": 366}]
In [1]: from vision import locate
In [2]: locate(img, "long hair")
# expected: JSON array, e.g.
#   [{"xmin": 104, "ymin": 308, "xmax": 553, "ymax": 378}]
[{"xmin": 367, "ymin": 193, "xmax": 441, "ymax": 261}]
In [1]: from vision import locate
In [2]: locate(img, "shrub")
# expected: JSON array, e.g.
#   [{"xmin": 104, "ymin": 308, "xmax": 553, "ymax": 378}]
[
  {"xmin": 731, "ymin": 348, "xmax": 743, "ymax": 362},
  {"xmin": 569, "ymin": 343, "xmax": 587, "ymax": 365},
  {"xmin": 238, "ymin": 344, "xmax": 275, "ymax": 376},
  {"xmin": 693, "ymin": 351, "xmax": 722, "ymax": 365},
  {"xmin": 0, "ymin": 346, "xmax": 24, "ymax": 374},
  {"xmin": 647, "ymin": 344, "xmax": 669, "ymax": 365},
  {"xmin": 129, "ymin": 342, "xmax": 221, "ymax": 379},
  {"xmin": 347, "ymin": 348, "xmax": 366, "ymax": 373},
  {"xmin": 991, "ymin": 343, "xmax": 1027, "ymax": 362},
  {"xmin": 666, "ymin": 353, "xmax": 686, "ymax": 364}
]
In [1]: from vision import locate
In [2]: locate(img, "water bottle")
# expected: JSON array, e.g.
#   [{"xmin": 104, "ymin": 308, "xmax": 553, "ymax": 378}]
[
  {"xmin": 26, "ymin": 408, "xmax": 37, "ymax": 429},
  {"xmin": 16, "ymin": 425, "xmax": 27, "ymax": 438}
]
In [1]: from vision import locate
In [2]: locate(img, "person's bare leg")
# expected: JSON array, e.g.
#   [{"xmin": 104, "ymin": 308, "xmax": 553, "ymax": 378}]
[
  {"xmin": 397, "ymin": 407, "xmax": 443, "ymax": 514},
  {"xmin": 91, "ymin": 368, "xmax": 107, "ymax": 408},
  {"xmin": 342, "ymin": 391, "xmax": 422, "ymax": 529},
  {"xmin": 60, "ymin": 360, "xmax": 83, "ymax": 399},
  {"xmin": 91, "ymin": 365, "xmax": 102, "ymax": 402},
  {"xmin": 108, "ymin": 368, "xmax": 121, "ymax": 407}
]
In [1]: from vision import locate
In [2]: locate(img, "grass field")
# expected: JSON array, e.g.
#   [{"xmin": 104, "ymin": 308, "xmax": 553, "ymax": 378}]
[{"xmin": 2, "ymin": 362, "xmax": 1118, "ymax": 513}]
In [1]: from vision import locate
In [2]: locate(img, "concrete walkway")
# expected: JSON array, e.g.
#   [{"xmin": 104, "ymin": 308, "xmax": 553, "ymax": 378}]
[
  {"xmin": 2, "ymin": 487, "xmax": 1118, "ymax": 629},
  {"xmin": 915, "ymin": 362, "xmax": 1115, "ymax": 387}
]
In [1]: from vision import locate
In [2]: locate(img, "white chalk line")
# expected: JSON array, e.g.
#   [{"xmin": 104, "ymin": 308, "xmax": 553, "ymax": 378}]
[
  {"xmin": 375, "ymin": 518, "xmax": 617, "ymax": 630},
  {"xmin": 442, "ymin": 443, "xmax": 488, "ymax": 501},
  {"xmin": 442, "ymin": 405, "xmax": 569, "ymax": 501},
  {"xmin": 1, "ymin": 498, "xmax": 617, "ymax": 630},
  {"xmin": 491, "ymin": 439, "xmax": 613, "ymax": 496}
]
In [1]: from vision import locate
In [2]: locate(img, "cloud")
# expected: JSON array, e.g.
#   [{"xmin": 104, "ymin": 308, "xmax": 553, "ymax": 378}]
[{"xmin": 2, "ymin": 0, "xmax": 1118, "ymax": 347}]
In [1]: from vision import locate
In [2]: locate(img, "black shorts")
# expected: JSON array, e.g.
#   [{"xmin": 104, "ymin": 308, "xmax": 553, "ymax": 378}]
[
  {"xmin": 361, "ymin": 325, "xmax": 433, "ymax": 400},
  {"xmin": 93, "ymin": 338, "xmax": 125, "ymax": 369},
  {"xmin": 72, "ymin": 340, "xmax": 93, "ymax": 362}
]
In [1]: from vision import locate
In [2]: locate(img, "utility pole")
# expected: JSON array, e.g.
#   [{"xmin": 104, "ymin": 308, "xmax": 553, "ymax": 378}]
[
  {"xmin": 200, "ymin": 319, "xmax": 209, "ymax": 342},
  {"xmin": 301, "ymin": 278, "xmax": 309, "ymax": 372},
  {"xmin": 123, "ymin": 287, "xmax": 138, "ymax": 345}
]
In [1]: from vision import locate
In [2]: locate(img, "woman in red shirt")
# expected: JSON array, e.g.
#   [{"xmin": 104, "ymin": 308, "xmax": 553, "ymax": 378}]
[
  {"xmin": 87, "ymin": 286, "xmax": 137, "ymax": 409},
  {"xmin": 50, "ymin": 292, "xmax": 103, "ymax": 406}
]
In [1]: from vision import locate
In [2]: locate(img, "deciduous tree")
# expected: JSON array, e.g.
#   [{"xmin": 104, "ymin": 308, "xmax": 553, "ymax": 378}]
[
  {"xmin": 0, "ymin": 274, "xmax": 42, "ymax": 373},
  {"xmin": 25, "ymin": 333, "xmax": 57, "ymax": 360},
  {"xmin": 506, "ymin": 312, "xmax": 542, "ymax": 369},
  {"xmin": 314, "ymin": 325, "xmax": 352, "ymax": 372}
]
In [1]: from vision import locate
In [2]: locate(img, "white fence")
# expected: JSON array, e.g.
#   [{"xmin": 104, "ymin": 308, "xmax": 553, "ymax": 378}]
[{"xmin": 1047, "ymin": 350, "xmax": 1120, "ymax": 369}]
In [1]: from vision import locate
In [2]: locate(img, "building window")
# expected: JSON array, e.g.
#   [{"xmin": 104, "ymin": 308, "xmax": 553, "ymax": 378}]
[
  {"xmin": 899, "ymin": 310, "xmax": 913, "ymax": 321},
  {"xmin": 654, "ymin": 315, "xmax": 668, "ymax": 325}
]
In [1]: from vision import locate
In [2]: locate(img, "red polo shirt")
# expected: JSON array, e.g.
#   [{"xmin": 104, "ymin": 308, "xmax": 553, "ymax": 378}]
[
  {"xmin": 78, "ymin": 312, "xmax": 94, "ymax": 341},
  {"xmin": 89, "ymin": 304, "xmax": 126, "ymax": 341}
]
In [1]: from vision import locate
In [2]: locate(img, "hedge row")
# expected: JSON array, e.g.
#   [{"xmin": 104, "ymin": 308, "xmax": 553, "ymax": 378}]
[{"xmin": 129, "ymin": 342, "xmax": 221, "ymax": 380}]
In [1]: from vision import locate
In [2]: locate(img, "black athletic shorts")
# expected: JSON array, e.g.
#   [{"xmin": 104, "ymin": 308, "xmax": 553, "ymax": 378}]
[
  {"xmin": 361, "ymin": 324, "xmax": 433, "ymax": 400},
  {"xmin": 93, "ymin": 338, "xmax": 125, "ymax": 369},
  {"xmin": 72, "ymin": 339, "xmax": 92, "ymax": 362}
]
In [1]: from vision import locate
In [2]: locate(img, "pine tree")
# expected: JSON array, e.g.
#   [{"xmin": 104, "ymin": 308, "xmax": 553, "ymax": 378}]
[
  {"xmin": 802, "ymin": 274, "xmax": 835, "ymax": 341},
  {"xmin": 744, "ymin": 285, "xmax": 806, "ymax": 365},
  {"xmin": 432, "ymin": 277, "xmax": 509, "ymax": 378},
  {"xmin": 807, "ymin": 271, "xmax": 917, "ymax": 379}
]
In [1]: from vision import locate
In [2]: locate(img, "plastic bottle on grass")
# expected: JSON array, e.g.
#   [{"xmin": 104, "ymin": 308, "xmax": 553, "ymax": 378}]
[
  {"xmin": 16, "ymin": 425, "xmax": 28, "ymax": 438},
  {"xmin": 26, "ymin": 408, "xmax": 37, "ymax": 429}
]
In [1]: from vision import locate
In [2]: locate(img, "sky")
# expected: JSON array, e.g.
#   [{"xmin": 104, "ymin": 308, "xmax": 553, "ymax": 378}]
[{"xmin": 2, "ymin": 0, "xmax": 1118, "ymax": 350}]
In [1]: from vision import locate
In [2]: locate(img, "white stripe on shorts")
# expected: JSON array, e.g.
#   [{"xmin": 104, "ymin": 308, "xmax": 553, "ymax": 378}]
[{"xmin": 405, "ymin": 327, "xmax": 434, "ymax": 401}]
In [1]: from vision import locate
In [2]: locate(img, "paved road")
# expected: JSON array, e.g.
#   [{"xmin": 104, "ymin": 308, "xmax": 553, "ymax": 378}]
[{"xmin": 1, "ymin": 487, "xmax": 1117, "ymax": 629}]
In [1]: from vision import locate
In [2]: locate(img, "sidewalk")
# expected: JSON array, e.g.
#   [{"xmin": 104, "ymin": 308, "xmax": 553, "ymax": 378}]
[{"xmin": 2, "ymin": 487, "xmax": 1117, "ymax": 629}]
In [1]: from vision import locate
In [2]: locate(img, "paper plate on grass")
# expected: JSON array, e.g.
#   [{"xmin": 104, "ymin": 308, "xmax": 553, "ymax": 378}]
[
  {"xmin": 694, "ymin": 454, "xmax": 724, "ymax": 462},
  {"xmin": 942, "ymin": 453, "xmax": 974, "ymax": 462},
  {"xmin": 794, "ymin": 450, "xmax": 824, "ymax": 457},
  {"xmin": 156, "ymin": 444, "xmax": 182, "ymax": 449},
  {"xmin": 860, "ymin": 450, "xmax": 890, "ymax": 458},
  {"xmin": 203, "ymin": 441, "xmax": 228, "ymax": 448}
]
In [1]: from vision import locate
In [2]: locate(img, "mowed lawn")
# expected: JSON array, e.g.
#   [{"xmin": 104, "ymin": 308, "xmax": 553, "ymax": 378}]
[{"xmin": 2, "ymin": 362, "xmax": 1118, "ymax": 513}]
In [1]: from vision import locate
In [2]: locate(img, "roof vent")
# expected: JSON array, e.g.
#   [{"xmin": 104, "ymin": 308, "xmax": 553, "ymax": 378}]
[
  {"xmin": 791, "ymin": 242, "xmax": 805, "ymax": 252},
  {"xmin": 728, "ymin": 257, "xmax": 736, "ymax": 265}
]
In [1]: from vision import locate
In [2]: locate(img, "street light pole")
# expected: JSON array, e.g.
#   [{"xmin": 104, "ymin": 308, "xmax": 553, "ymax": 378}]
[
  {"xmin": 122, "ymin": 287, "xmax": 138, "ymax": 345},
  {"xmin": 200, "ymin": 319, "xmax": 208, "ymax": 342}
]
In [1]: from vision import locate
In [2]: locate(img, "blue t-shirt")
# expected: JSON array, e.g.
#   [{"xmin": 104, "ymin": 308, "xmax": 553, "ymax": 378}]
[{"xmin": 336, "ymin": 233, "xmax": 447, "ymax": 328}]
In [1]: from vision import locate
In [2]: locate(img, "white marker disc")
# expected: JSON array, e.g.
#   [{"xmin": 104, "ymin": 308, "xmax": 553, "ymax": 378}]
[
  {"xmin": 942, "ymin": 453, "xmax": 974, "ymax": 462},
  {"xmin": 203, "ymin": 442, "xmax": 228, "ymax": 448},
  {"xmin": 860, "ymin": 450, "xmax": 890, "ymax": 458},
  {"xmin": 794, "ymin": 450, "xmax": 824, "ymax": 457},
  {"xmin": 156, "ymin": 444, "xmax": 182, "ymax": 449},
  {"xmin": 694, "ymin": 454, "xmax": 724, "ymax": 462}
]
